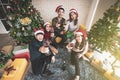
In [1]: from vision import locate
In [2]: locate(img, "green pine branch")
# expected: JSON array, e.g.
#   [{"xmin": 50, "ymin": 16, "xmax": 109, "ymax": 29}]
[{"xmin": 88, "ymin": 0, "xmax": 120, "ymax": 59}]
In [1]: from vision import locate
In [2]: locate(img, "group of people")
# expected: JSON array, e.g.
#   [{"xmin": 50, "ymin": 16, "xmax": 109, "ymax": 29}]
[{"xmin": 29, "ymin": 5, "xmax": 89, "ymax": 80}]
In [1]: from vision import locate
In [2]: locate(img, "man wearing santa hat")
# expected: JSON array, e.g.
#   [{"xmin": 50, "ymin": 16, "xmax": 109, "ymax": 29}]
[
  {"xmin": 66, "ymin": 29, "xmax": 88, "ymax": 80},
  {"xmin": 29, "ymin": 28, "xmax": 58, "ymax": 77},
  {"xmin": 52, "ymin": 5, "xmax": 67, "ymax": 48}
]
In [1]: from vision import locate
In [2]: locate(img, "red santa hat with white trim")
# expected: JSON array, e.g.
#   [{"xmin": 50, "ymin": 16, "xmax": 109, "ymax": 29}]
[
  {"xmin": 55, "ymin": 5, "xmax": 64, "ymax": 13},
  {"xmin": 44, "ymin": 22, "xmax": 51, "ymax": 27},
  {"xmin": 75, "ymin": 29, "xmax": 87, "ymax": 39},
  {"xmin": 75, "ymin": 29, "xmax": 83, "ymax": 35},
  {"xmin": 69, "ymin": 8, "xmax": 78, "ymax": 17},
  {"xmin": 34, "ymin": 28, "xmax": 44, "ymax": 35}
]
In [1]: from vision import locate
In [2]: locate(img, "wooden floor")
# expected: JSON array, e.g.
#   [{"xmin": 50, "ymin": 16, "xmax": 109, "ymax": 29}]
[
  {"xmin": 0, "ymin": 34, "xmax": 14, "ymax": 49},
  {"xmin": 25, "ymin": 47, "xmax": 107, "ymax": 80}
]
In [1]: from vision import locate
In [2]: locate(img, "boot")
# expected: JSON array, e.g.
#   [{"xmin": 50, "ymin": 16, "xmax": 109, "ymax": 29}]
[
  {"xmin": 45, "ymin": 69, "xmax": 54, "ymax": 76},
  {"xmin": 42, "ymin": 64, "xmax": 54, "ymax": 76},
  {"xmin": 74, "ymin": 75, "xmax": 80, "ymax": 80}
]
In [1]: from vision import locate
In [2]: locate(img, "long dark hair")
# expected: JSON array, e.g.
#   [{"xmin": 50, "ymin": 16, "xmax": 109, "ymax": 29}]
[
  {"xmin": 69, "ymin": 12, "xmax": 78, "ymax": 25},
  {"xmin": 75, "ymin": 35, "xmax": 86, "ymax": 50}
]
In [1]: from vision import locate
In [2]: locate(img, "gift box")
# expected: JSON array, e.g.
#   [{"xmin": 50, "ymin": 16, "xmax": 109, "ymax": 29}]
[
  {"xmin": 90, "ymin": 58, "xmax": 105, "ymax": 73},
  {"xmin": 85, "ymin": 51, "xmax": 93, "ymax": 59},
  {"xmin": 104, "ymin": 71, "xmax": 116, "ymax": 80},
  {"xmin": 13, "ymin": 48, "xmax": 29, "ymax": 55},
  {"xmin": 0, "ymin": 58, "xmax": 28, "ymax": 80},
  {"xmin": 13, "ymin": 48, "xmax": 30, "ymax": 59},
  {"xmin": 13, "ymin": 52, "xmax": 30, "ymax": 60}
]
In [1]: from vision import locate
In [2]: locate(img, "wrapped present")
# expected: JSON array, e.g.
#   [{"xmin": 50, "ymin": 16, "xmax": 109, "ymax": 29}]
[
  {"xmin": 13, "ymin": 48, "xmax": 30, "ymax": 59},
  {"xmin": 13, "ymin": 52, "xmax": 30, "ymax": 59},
  {"xmin": 104, "ymin": 71, "xmax": 116, "ymax": 80},
  {"xmin": 85, "ymin": 51, "xmax": 93, "ymax": 58},
  {"xmin": 90, "ymin": 58, "xmax": 105, "ymax": 73},
  {"xmin": 13, "ymin": 48, "xmax": 29, "ymax": 55},
  {"xmin": 0, "ymin": 58, "xmax": 28, "ymax": 80}
]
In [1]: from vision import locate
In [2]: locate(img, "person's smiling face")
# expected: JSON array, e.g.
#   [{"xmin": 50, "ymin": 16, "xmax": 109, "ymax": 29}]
[
  {"xmin": 35, "ymin": 33, "xmax": 44, "ymax": 42},
  {"xmin": 70, "ymin": 12, "xmax": 77, "ymax": 20},
  {"xmin": 57, "ymin": 9, "xmax": 64, "ymax": 18}
]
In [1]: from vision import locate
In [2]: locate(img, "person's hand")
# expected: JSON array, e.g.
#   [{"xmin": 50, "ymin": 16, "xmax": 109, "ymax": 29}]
[
  {"xmin": 66, "ymin": 43, "xmax": 74, "ymax": 48},
  {"xmin": 39, "ymin": 46, "xmax": 48, "ymax": 53},
  {"xmin": 66, "ymin": 43, "xmax": 74, "ymax": 52},
  {"xmin": 78, "ymin": 54, "xmax": 83, "ymax": 58},
  {"xmin": 51, "ymin": 33, "xmax": 54, "ymax": 37},
  {"xmin": 51, "ymin": 56, "xmax": 55, "ymax": 63},
  {"xmin": 60, "ymin": 31, "xmax": 64, "ymax": 34},
  {"xmin": 56, "ymin": 23, "xmax": 60, "ymax": 28},
  {"xmin": 44, "ymin": 40, "xmax": 51, "ymax": 47},
  {"xmin": 73, "ymin": 31, "xmax": 76, "ymax": 35}
]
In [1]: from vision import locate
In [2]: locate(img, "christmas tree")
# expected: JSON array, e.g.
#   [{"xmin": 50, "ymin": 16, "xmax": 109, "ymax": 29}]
[
  {"xmin": 6, "ymin": 0, "xmax": 44, "ymax": 44},
  {"xmin": 0, "ymin": 51, "xmax": 11, "ymax": 68},
  {"xmin": 88, "ymin": 0, "xmax": 120, "ymax": 59}
]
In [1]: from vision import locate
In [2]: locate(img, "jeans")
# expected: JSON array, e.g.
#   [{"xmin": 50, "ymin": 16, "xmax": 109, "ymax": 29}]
[
  {"xmin": 71, "ymin": 50, "xmax": 80, "ymax": 75},
  {"xmin": 31, "ymin": 54, "xmax": 52, "ymax": 75}
]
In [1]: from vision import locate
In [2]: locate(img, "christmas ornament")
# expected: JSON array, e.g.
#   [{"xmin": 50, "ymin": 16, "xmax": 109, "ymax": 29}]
[
  {"xmin": 26, "ymin": 26, "xmax": 31, "ymax": 30},
  {"xmin": 22, "ymin": 27, "xmax": 25, "ymax": 31},
  {"xmin": 23, "ymin": 32, "xmax": 28, "ymax": 36},
  {"xmin": 7, "ymin": 15, "xmax": 15, "ymax": 20},
  {"xmin": 14, "ymin": 32, "xmax": 16, "ymax": 35},
  {"xmin": 20, "ymin": 17, "xmax": 31, "ymax": 25},
  {"xmin": 17, "ymin": 32, "xmax": 21, "ymax": 36},
  {"xmin": 28, "ymin": 11, "xmax": 31, "ymax": 15}
]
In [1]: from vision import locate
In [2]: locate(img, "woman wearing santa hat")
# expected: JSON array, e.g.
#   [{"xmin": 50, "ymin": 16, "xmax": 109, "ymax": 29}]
[
  {"xmin": 66, "ymin": 30, "xmax": 88, "ymax": 80},
  {"xmin": 65, "ymin": 8, "xmax": 79, "ymax": 42},
  {"xmin": 29, "ymin": 28, "xmax": 58, "ymax": 77},
  {"xmin": 43, "ymin": 22, "xmax": 54, "ymax": 41},
  {"xmin": 52, "ymin": 5, "xmax": 67, "ymax": 48}
]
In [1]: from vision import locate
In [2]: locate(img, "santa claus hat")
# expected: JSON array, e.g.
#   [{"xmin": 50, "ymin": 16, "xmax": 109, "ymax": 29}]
[
  {"xmin": 69, "ymin": 8, "xmax": 78, "ymax": 17},
  {"xmin": 75, "ymin": 29, "xmax": 88, "ymax": 39},
  {"xmin": 75, "ymin": 29, "xmax": 83, "ymax": 35},
  {"xmin": 34, "ymin": 28, "xmax": 44, "ymax": 35},
  {"xmin": 44, "ymin": 22, "xmax": 51, "ymax": 27},
  {"xmin": 79, "ymin": 24, "xmax": 87, "ymax": 39},
  {"xmin": 55, "ymin": 5, "xmax": 64, "ymax": 12}
]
